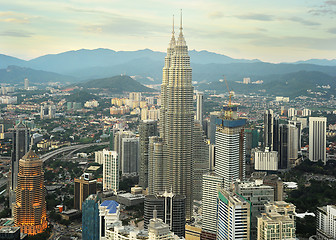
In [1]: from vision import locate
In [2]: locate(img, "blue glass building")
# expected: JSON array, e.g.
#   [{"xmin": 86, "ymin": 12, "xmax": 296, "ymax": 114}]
[{"xmin": 82, "ymin": 194, "xmax": 100, "ymax": 240}]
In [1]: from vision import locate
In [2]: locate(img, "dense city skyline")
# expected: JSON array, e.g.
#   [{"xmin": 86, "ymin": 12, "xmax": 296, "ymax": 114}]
[{"xmin": 1, "ymin": 0, "xmax": 336, "ymax": 62}]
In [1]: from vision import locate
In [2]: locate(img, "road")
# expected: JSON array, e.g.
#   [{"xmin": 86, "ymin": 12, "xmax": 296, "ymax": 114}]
[{"xmin": 40, "ymin": 142, "xmax": 108, "ymax": 162}]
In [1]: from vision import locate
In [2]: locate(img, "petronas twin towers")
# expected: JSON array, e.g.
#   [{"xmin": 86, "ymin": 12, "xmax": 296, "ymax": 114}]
[{"xmin": 160, "ymin": 14, "xmax": 194, "ymax": 219}]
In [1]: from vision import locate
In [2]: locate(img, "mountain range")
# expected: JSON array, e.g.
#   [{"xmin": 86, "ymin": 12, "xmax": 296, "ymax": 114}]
[{"xmin": 1, "ymin": 48, "xmax": 336, "ymax": 96}]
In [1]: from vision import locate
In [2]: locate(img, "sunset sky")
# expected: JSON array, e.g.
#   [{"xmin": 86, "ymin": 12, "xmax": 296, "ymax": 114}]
[{"xmin": 1, "ymin": 0, "xmax": 335, "ymax": 62}]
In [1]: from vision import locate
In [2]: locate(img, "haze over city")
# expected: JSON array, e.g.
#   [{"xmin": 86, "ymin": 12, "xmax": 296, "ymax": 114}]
[{"xmin": 1, "ymin": 0, "xmax": 336, "ymax": 62}]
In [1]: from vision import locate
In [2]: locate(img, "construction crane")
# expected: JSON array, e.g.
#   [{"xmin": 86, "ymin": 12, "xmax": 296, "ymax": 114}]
[{"xmin": 223, "ymin": 75, "xmax": 234, "ymax": 119}]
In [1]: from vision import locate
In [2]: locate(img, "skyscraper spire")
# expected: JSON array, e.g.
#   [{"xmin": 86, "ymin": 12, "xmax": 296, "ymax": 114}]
[
  {"xmin": 172, "ymin": 15, "xmax": 175, "ymax": 35},
  {"xmin": 180, "ymin": 9, "xmax": 183, "ymax": 31},
  {"xmin": 177, "ymin": 9, "xmax": 186, "ymax": 46}
]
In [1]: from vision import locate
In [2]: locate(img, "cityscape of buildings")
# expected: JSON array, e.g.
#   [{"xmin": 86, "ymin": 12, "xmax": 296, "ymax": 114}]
[{"xmin": 0, "ymin": 12, "xmax": 335, "ymax": 240}]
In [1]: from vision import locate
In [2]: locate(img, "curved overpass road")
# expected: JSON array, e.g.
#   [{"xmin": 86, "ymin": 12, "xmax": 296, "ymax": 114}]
[{"xmin": 40, "ymin": 142, "xmax": 108, "ymax": 162}]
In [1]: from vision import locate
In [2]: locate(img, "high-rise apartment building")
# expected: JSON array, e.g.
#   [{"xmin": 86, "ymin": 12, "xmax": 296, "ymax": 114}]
[
  {"xmin": 24, "ymin": 78, "xmax": 29, "ymax": 90},
  {"xmin": 215, "ymin": 106, "xmax": 246, "ymax": 190},
  {"xmin": 316, "ymin": 205, "xmax": 336, "ymax": 240},
  {"xmin": 10, "ymin": 122, "xmax": 30, "ymax": 207},
  {"xmin": 148, "ymin": 136, "xmax": 164, "ymax": 195},
  {"xmin": 74, "ymin": 173, "xmax": 97, "ymax": 210},
  {"xmin": 201, "ymin": 172, "xmax": 224, "ymax": 240},
  {"xmin": 196, "ymin": 92, "xmax": 203, "ymax": 124},
  {"xmin": 217, "ymin": 187, "xmax": 251, "ymax": 240},
  {"xmin": 96, "ymin": 149, "xmax": 119, "ymax": 192},
  {"xmin": 257, "ymin": 201, "xmax": 296, "ymax": 240},
  {"xmin": 309, "ymin": 117, "xmax": 327, "ymax": 164},
  {"xmin": 121, "ymin": 137, "xmax": 139, "ymax": 175},
  {"xmin": 144, "ymin": 192, "xmax": 186, "ymax": 237},
  {"xmin": 40, "ymin": 105, "xmax": 56, "ymax": 119},
  {"xmin": 139, "ymin": 120, "xmax": 158, "ymax": 188},
  {"xmin": 160, "ymin": 14, "xmax": 194, "ymax": 219},
  {"xmin": 99, "ymin": 200, "xmax": 120, "ymax": 240},
  {"xmin": 13, "ymin": 150, "xmax": 47, "ymax": 235},
  {"xmin": 82, "ymin": 194, "xmax": 101, "ymax": 240}
]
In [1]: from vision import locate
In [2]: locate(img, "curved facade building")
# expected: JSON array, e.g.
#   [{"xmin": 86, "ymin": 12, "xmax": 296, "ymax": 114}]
[{"xmin": 13, "ymin": 150, "xmax": 47, "ymax": 235}]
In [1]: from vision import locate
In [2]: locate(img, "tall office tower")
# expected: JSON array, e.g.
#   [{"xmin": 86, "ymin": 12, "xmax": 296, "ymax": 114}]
[
  {"xmin": 262, "ymin": 174, "xmax": 283, "ymax": 201},
  {"xmin": 148, "ymin": 136, "xmax": 164, "ymax": 195},
  {"xmin": 196, "ymin": 92, "xmax": 203, "ymax": 124},
  {"xmin": 114, "ymin": 130, "xmax": 135, "ymax": 171},
  {"xmin": 254, "ymin": 147, "xmax": 278, "ymax": 171},
  {"xmin": 74, "ymin": 173, "xmax": 97, "ymax": 210},
  {"xmin": 139, "ymin": 120, "xmax": 158, "ymax": 188},
  {"xmin": 121, "ymin": 137, "xmax": 139, "ymax": 175},
  {"xmin": 161, "ymin": 14, "xmax": 194, "ymax": 219},
  {"xmin": 273, "ymin": 116, "xmax": 279, "ymax": 152},
  {"xmin": 264, "ymin": 110, "xmax": 274, "ymax": 149},
  {"xmin": 192, "ymin": 122, "xmax": 209, "ymax": 201},
  {"xmin": 24, "ymin": 78, "xmax": 29, "ymax": 90},
  {"xmin": 82, "ymin": 194, "xmax": 101, "ymax": 240},
  {"xmin": 316, "ymin": 205, "xmax": 336, "ymax": 240},
  {"xmin": 279, "ymin": 124, "xmax": 298, "ymax": 169},
  {"xmin": 309, "ymin": 117, "xmax": 327, "ymax": 164},
  {"xmin": 13, "ymin": 150, "xmax": 47, "ymax": 235},
  {"xmin": 148, "ymin": 209, "xmax": 175, "ymax": 240},
  {"xmin": 144, "ymin": 191, "xmax": 186, "ymax": 238},
  {"xmin": 215, "ymin": 106, "xmax": 246, "ymax": 190},
  {"xmin": 217, "ymin": 187, "xmax": 251, "ymax": 240},
  {"xmin": 289, "ymin": 120, "xmax": 302, "ymax": 152},
  {"xmin": 257, "ymin": 201, "xmax": 296, "ymax": 240},
  {"xmin": 99, "ymin": 150, "xmax": 119, "ymax": 192},
  {"xmin": 234, "ymin": 180, "xmax": 274, "ymax": 240},
  {"xmin": 160, "ymin": 16, "xmax": 176, "ymax": 143},
  {"xmin": 10, "ymin": 122, "xmax": 30, "ymax": 207},
  {"xmin": 201, "ymin": 172, "xmax": 224, "ymax": 240}
]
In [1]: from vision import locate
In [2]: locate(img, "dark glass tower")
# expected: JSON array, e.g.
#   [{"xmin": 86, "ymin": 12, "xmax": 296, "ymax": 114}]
[{"xmin": 10, "ymin": 121, "xmax": 29, "ymax": 207}]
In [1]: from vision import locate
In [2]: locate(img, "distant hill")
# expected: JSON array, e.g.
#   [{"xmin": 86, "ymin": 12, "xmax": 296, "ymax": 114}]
[
  {"xmin": 0, "ymin": 54, "xmax": 26, "ymax": 69},
  {"xmin": 65, "ymin": 89, "xmax": 97, "ymax": 103},
  {"xmin": 0, "ymin": 65, "xmax": 75, "ymax": 84},
  {"xmin": 78, "ymin": 75, "xmax": 155, "ymax": 92},
  {"xmin": 293, "ymin": 59, "xmax": 336, "ymax": 66},
  {"xmin": 197, "ymin": 71, "xmax": 336, "ymax": 97}
]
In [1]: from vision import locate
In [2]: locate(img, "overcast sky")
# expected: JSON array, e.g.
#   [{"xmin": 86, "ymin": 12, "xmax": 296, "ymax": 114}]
[{"xmin": 1, "ymin": 0, "xmax": 335, "ymax": 62}]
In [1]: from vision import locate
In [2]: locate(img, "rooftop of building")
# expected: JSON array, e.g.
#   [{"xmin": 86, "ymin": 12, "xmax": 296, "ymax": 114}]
[
  {"xmin": 118, "ymin": 193, "xmax": 145, "ymax": 200},
  {"xmin": 235, "ymin": 179, "xmax": 274, "ymax": 189},
  {"xmin": 0, "ymin": 226, "xmax": 20, "ymax": 233},
  {"xmin": 218, "ymin": 188, "xmax": 250, "ymax": 206},
  {"xmin": 100, "ymin": 200, "xmax": 119, "ymax": 214}
]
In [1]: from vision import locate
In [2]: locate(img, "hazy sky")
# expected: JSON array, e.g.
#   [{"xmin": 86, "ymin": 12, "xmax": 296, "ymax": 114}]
[{"xmin": 1, "ymin": 0, "xmax": 335, "ymax": 62}]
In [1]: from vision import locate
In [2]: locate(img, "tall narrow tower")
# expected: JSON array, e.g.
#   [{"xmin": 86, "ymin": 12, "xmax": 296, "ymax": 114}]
[
  {"xmin": 13, "ymin": 150, "xmax": 47, "ymax": 235},
  {"xmin": 162, "ymin": 12, "xmax": 194, "ymax": 219}
]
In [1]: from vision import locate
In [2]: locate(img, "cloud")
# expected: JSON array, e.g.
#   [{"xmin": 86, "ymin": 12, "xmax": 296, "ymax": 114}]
[
  {"xmin": 328, "ymin": 28, "xmax": 336, "ymax": 34},
  {"xmin": 0, "ymin": 31, "xmax": 32, "ymax": 37},
  {"xmin": 236, "ymin": 13, "xmax": 273, "ymax": 21},
  {"xmin": 208, "ymin": 11, "xmax": 224, "ymax": 19},
  {"xmin": 287, "ymin": 17, "xmax": 320, "ymax": 26},
  {"xmin": 0, "ymin": 18, "xmax": 30, "ymax": 24},
  {"xmin": 309, "ymin": 0, "xmax": 336, "ymax": 16},
  {"xmin": 325, "ymin": 0, "xmax": 336, "ymax": 5}
]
